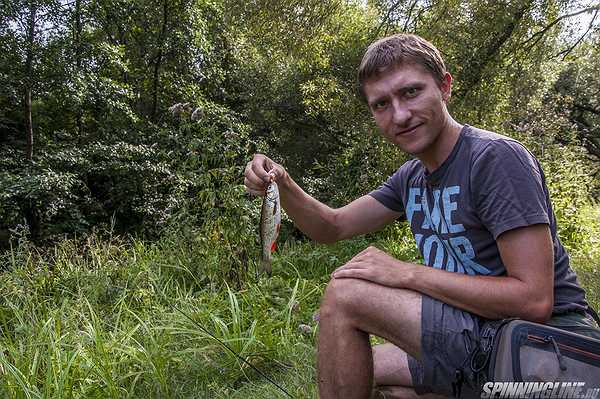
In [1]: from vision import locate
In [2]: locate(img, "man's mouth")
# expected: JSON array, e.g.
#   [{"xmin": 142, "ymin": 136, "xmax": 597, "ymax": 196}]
[{"xmin": 396, "ymin": 123, "xmax": 423, "ymax": 136}]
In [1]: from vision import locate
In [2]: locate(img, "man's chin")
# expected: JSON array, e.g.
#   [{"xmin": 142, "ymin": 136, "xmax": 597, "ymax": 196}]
[
  {"xmin": 392, "ymin": 142, "xmax": 422, "ymax": 156},
  {"xmin": 391, "ymin": 135, "xmax": 425, "ymax": 153}
]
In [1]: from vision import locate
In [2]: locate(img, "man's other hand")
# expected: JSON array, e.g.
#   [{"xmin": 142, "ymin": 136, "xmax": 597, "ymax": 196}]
[{"xmin": 332, "ymin": 246, "xmax": 413, "ymax": 288}]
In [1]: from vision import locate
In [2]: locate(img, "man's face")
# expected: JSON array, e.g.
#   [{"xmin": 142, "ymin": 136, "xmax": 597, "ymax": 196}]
[{"xmin": 363, "ymin": 63, "xmax": 452, "ymax": 158}]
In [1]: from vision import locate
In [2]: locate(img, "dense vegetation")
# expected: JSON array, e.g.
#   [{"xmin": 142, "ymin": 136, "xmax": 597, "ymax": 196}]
[{"xmin": 0, "ymin": 0, "xmax": 599, "ymax": 397}]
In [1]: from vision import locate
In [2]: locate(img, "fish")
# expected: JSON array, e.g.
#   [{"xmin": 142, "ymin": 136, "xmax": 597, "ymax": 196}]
[{"xmin": 260, "ymin": 180, "xmax": 281, "ymax": 275}]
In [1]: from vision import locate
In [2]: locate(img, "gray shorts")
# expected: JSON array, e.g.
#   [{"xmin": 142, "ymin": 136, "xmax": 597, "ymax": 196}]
[
  {"xmin": 407, "ymin": 294, "xmax": 483, "ymax": 398},
  {"xmin": 407, "ymin": 295, "xmax": 600, "ymax": 398}
]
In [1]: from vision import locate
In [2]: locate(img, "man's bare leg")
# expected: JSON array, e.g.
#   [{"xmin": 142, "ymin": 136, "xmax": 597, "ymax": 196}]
[
  {"xmin": 317, "ymin": 277, "xmax": 423, "ymax": 399},
  {"xmin": 372, "ymin": 343, "xmax": 449, "ymax": 399}
]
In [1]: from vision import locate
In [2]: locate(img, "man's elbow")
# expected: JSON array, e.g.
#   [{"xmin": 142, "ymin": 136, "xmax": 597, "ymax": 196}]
[
  {"xmin": 524, "ymin": 297, "xmax": 553, "ymax": 323},
  {"xmin": 312, "ymin": 209, "xmax": 342, "ymax": 244}
]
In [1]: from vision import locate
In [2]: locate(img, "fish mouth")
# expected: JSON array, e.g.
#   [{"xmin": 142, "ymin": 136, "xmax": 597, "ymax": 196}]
[{"xmin": 265, "ymin": 182, "xmax": 279, "ymax": 201}]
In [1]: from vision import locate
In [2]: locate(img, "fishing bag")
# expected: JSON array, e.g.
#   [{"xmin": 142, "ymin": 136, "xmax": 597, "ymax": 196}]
[{"xmin": 453, "ymin": 312, "xmax": 600, "ymax": 398}]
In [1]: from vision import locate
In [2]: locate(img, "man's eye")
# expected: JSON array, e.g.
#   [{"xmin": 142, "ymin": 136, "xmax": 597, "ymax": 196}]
[
  {"xmin": 406, "ymin": 88, "xmax": 420, "ymax": 98},
  {"xmin": 374, "ymin": 101, "xmax": 388, "ymax": 110}
]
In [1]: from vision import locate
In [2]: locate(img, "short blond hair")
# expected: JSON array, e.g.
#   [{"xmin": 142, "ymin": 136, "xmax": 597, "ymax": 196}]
[{"xmin": 358, "ymin": 34, "xmax": 447, "ymax": 98}]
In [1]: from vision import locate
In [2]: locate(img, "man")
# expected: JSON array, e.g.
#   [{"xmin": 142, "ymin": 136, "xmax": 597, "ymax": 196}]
[{"xmin": 244, "ymin": 34, "xmax": 595, "ymax": 398}]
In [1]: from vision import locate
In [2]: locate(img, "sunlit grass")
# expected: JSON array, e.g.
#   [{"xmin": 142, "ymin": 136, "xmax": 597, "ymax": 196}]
[
  {"xmin": 0, "ymin": 230, "xmax": 330, "ymax": 398},
  {"xmin": 0, "ymin": 206, "xmax": 597, "ymax": 398}
]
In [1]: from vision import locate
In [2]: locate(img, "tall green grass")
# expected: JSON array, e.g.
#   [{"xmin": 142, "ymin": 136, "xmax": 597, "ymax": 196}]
[
  {"xmin": 0, "ymin": 228, "xmax": 355, "ymax": 398},
  {"xmin": 0, "ymin": 204, "xmax": 598, "ymax": 398}
]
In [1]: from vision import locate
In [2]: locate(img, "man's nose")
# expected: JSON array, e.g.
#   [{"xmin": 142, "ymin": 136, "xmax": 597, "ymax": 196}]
[{"xmin": 392, "ymin": 101, "xmax": 411, "ymax": 126}]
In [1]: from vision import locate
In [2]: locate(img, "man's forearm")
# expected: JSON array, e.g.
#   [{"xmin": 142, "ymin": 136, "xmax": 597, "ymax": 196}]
[
  {"xmin": 406, "ymin": 264, "xmax": 553, "ymax": 322},
  {"xmin": 278, "ymin": 173, "xmax": 340, "ymax": 244}
]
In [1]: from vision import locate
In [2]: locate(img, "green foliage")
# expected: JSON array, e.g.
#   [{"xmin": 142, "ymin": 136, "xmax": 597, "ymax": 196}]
[
  {"xmin": 0, "ymin": 230, "xmax": 329, "ymax": 398},
  {"xmin": 539, "ymin": 146, "xmax": 595, "ymax": 255},
  {"xmin": 495, "ymin": 95, "xmax": 598, "ymax": 256},
  {"xmin": 553, "ymin": 36, "xmax": 600, "ymax": 165},
  {"xmin": 2, "ymin": 0, "xmax": 599, "ymax": 248},
  {"xmin": 0, "ymin": 0, "xmax": 247, "ymax": 243}
]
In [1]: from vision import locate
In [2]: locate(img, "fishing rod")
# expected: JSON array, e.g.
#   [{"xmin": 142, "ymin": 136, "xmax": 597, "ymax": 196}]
[{"xmin": 172, "ymin": 304, "xmax": 294, "ymax": 398}]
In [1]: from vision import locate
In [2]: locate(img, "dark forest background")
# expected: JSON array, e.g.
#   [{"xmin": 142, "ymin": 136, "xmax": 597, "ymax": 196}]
[{"xmin": 1, "ymin": 0, "xmax": 599, "ymax": 246}]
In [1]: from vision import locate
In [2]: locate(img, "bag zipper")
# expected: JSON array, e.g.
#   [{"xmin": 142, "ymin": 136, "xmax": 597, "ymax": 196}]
[{"xmin": 528, "ymin": 334, "xmax": 600, "ymax": 361}]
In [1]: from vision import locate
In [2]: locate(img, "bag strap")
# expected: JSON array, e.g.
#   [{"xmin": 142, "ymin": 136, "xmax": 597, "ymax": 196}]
[
  {"xmin": 452, "ymin": 318, "xmax": 515, "ymax": 398},
  {"xmin": 587, "ymin": 306, "xmax": 600, "ymax": 326}
]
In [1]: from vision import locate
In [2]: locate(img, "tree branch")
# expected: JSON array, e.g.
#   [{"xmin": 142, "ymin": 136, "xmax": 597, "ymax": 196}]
[
  {"xmin": 403, "ymin": 0, "xmax": 419, "ymax": 32},
  {"xmin": 374, "ymin": 0, "xmax": 404, "ymax": 38},
  {"xmin": 556, "ymin": 8, "xmax": 599, "ymax": 60},
  {"xmin": 574, "ymin": 102, "xmax": 600, "ymax": 116},
  {"xmin": 521, "ymin": 5, "xmax": 600, "ymax": 51},
  {"xmin": 456, "ymin": 1, "xmax": 533, "ymax": 99}
]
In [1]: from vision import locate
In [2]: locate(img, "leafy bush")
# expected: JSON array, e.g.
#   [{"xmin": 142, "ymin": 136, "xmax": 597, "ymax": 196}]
[{"xmin": 499, "ymin": 97, "xmax": 598, "ymax": 256}]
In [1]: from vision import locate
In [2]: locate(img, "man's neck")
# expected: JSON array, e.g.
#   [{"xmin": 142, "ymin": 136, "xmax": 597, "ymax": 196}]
[{"xmin": 419, "ymin": 118, "xmax": 463, "ymax": 173}]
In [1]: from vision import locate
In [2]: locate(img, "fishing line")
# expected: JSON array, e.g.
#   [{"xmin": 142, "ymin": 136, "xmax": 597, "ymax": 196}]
[{"xmin": 172, "ymin": 304, "xmax": 295, "ymax": 398}]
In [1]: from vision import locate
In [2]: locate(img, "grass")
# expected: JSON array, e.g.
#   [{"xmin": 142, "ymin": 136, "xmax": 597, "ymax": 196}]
[
  {"xmin": 0, "ymin": 228, "xmax": 349, "ymax": 398},
  {"xmin": 570, "ymin": 204, "xmax": 600, "ymax": 312},
  {"xmin": 0, "ymin": 206, "xmax": 597, "ymax": 398}
]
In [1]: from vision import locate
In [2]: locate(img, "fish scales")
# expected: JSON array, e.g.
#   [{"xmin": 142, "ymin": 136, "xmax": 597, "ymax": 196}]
[{"xmin": 260, "ymin": 181, "xmax": 281, "ymax": 275}]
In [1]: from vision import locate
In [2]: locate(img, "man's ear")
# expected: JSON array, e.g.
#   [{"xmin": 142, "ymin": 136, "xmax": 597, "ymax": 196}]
[{"xmin": 440, "ymin": 72, "xmax": 453, "ymax": 103}]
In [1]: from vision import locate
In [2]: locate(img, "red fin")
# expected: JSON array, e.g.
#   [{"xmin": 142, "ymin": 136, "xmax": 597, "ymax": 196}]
[{"xmin": 271, "ymin": 241, "xmax": 277, "ymax": 252}]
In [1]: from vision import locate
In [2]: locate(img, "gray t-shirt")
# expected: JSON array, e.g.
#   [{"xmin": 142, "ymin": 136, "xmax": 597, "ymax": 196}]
[{"xmin": 369, "ymin": 125, "xmax": 588, "ymax": 313}]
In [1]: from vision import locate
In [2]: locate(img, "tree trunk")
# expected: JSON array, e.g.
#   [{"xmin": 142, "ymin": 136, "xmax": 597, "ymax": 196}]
[
  {"xmin": 151, "ymin": 0, "xmax": 169, "ymax": 121},
  {"xmin": 456, "ymin": 1, "xmax": 533, "ymax": 100},
  {"xmin": 24, "ymin": 89, "xmax": 33, "ymax": 161},
  {"xmin": 23, "ymin": 0, "xmax": 40, "ymax": 241},
  {"xmin": 24, "ymin": 1, "xmax": 36, "ymax": 162},
  {"xmin": 75, "ymin": 0, "xmax": 83, "ymax": 139}
]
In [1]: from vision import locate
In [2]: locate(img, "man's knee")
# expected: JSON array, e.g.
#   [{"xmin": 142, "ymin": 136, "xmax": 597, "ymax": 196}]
[
  {"xmin": 320, "ymin": 277, "xmax": 368, "ymax": 322},
  {"xmin": 320, "ymin": 277, "xmax": 421, "ymax": 323}
]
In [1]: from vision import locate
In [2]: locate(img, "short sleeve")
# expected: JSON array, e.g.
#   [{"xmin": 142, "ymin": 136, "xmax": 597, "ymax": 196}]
[
  {"xmin": 471, "ymin": 140, "xmax": 550, "ymax": 239},
  {"xmin": 368, "ymin": 169, "xmax": 405, "ymax": 214}
]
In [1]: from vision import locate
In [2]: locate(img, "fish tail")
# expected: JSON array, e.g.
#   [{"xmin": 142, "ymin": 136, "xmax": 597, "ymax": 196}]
[{"xmin": 260, "ymin": 258, "xmax": 272, "ymax": 276}]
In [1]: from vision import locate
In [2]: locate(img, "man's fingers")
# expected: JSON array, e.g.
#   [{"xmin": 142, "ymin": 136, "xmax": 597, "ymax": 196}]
[
  {"xmin": 331, "ymin": 261, "xmax": 364, "ymax": 276},
  {"xmin": 252, "ymin": 155, "xmax": 273, "ymax": 183},
  {"xmin": 332, "ymin": 268, "xmax": 369, "ymax": 280},
  {"xmin": 244, "ymin": 154, "xmax": 285, "ymax": 195},
  {"xmin": 245, "ymin": 171, "xmax": 267, "ymax": 190},
  {"xmin": 244, "ymin": 157, "xmax": 271, "ymax": 193},
  {"xmin": 244, "ymin": 175, "xmax": 267, "ymax": 196},
  {"xmin": 348, "ymin": 247, "xmax": 373, "ymax": 262},
  {"xmin": 357, "ymin": 246, "xmax": 376, "ymax": 256}
]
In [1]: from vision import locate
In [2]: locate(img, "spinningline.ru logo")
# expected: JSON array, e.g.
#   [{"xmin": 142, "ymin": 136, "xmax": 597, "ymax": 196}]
[{"xmin": 481, "ymin": 382, "xmax": 600, "ymax": 399}]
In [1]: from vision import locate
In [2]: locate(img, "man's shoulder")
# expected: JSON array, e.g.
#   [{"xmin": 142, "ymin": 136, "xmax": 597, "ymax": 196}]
[
  {"xmin": 463, "ymin": 125, "xmax": 532, "ymax": 160},
  {"xmin": 464, "ymin": 125, "xmax": 518, "ymax": 146}
]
